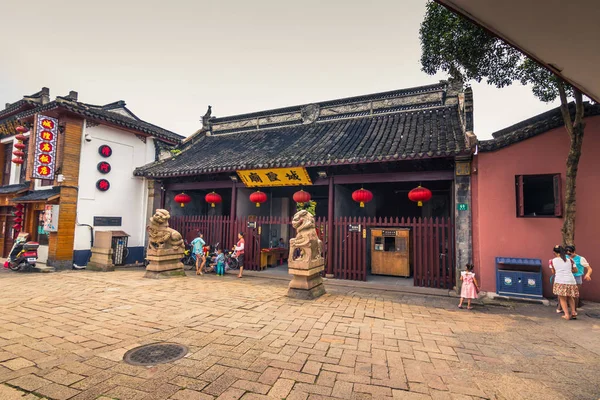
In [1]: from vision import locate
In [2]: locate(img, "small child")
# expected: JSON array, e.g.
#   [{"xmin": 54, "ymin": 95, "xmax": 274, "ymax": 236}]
[
  {"xmin": 213, "ymin": 249, "xmax": 225, "ymax": 276},
  {"xmin": 458, "ymin": 263, "xmax": 479, "ymax": 310}
]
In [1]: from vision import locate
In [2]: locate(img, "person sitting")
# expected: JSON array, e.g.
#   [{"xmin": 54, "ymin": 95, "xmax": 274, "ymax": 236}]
[{"xmin": 213, "ymin": 249, "xmax": 225, "ymax": 276}]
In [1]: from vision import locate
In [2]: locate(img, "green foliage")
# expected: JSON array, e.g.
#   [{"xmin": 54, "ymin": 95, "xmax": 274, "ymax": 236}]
[
  {"xmin": 170, "ymin": 149, "xmax": 181, "ymax": 156},
  {"xmin": 419, "ymin": 1, "xmax": 571, "ymax": 103},
  {"xmin": 296, "ymin": 200, "xmax": 316, "ymax": 216}
]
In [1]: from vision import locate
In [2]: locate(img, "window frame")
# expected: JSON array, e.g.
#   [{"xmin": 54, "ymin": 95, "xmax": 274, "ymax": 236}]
[{"xmin": 515, "ymin": 173, "xmax": 563, "ymax": 218}]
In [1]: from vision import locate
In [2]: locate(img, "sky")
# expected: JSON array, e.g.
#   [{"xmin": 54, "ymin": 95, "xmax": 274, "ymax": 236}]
[{"xmin": 0, "ymin": 0, "xmax": 560, "ymax": 140}]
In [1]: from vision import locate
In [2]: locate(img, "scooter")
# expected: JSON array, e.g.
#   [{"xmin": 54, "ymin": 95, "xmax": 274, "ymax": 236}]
[{"xmin": 5, "ymin": 234, "xmax": 39, "ymax": 271}]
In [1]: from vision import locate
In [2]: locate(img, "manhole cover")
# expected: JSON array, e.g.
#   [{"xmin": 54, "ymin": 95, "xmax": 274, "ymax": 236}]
[
  {"xmin": 586, "ymin": 312, "xmax": 600, "ymax": 319},
  {"xmin": 123, "ymin": 343, "xmax": 188, "ymax": 366}
]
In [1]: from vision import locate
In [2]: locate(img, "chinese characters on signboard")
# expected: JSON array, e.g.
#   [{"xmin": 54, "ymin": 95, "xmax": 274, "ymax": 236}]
[
  {"xmin": 96, "ymin": 179, "xmax": 110, "ymax": 191},
  {"xmin": 237, "ymin": 167, "xmax": 312, "ymax": 187},
  {"xmin": 97, "ymin": 161, "xmax": 111, "ymax": 174},
  {"xmin": 32, "ymin": 115, "xmax": 59, "ymax": 180},
  {"xmin": 96, "ymin": 145, "xmax": 112, "ymax": 191}
]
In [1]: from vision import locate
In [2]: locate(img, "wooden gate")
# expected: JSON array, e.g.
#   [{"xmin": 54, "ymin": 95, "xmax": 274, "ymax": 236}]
[
  {"xmin": 170, "ymin": 215, "xmax": 453, "ymax": 289},
  {"xmin": 332, "ymin": 217, "xmax": 455, "ymax": 289}
]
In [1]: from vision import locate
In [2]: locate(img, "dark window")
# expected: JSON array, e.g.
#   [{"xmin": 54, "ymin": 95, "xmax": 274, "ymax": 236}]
[
  {"xmin": 41, "ymin": 179, "xmax": 53, "ymax": 187},
  {"xmin": 19, "ymin": 143, "xmax": 28, "ymax": 184},
  {"xmin": 516, "ymin": 174, "xmax": 562, "ymax": 217},
  {"xmin": 2, "ymin": 144, "xmax": 11, "ymax": 185}
]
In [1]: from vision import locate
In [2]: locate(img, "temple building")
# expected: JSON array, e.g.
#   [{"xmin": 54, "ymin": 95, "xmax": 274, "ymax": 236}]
[
  {"xmin": 0, "ymin": 88, "xmax": 182, "ymax": 268},
  {"xmin": 135, "ymin": 82, "xmax": 476, "ymax": 289}
]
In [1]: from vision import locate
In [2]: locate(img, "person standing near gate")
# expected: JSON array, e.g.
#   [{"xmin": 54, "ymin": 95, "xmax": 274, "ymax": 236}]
[
  {"xmin": 233, "ymin": 232, "xmax": 245, "ymax": 278},
  {"xmin": 191, "ymin": 231, "xmax": 206, "ymax": 275}
]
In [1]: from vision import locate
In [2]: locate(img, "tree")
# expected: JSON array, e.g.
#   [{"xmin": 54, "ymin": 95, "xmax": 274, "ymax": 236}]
[
  {"xmin": 296, "ymin": 200, "xmax": 317, "ymax": 216},
  {"xmin": 419, "ymin": 1, "xmax": 586, "ymax": 245}
]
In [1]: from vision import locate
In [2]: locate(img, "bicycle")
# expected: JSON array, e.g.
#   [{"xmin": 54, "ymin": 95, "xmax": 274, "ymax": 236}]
[{"xmin": 224, "ymin": 250, "xmax": 239, "ymax": 271}]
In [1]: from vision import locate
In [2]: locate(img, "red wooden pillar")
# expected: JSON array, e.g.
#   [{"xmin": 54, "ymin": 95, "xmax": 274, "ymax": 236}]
[
  {"xmin": 326, "ymin": 176, "xmax": 334, "ymax": 277},
  {"xmin": 230, "ymin": 182, "xmax": 237, "ymax": 246}
]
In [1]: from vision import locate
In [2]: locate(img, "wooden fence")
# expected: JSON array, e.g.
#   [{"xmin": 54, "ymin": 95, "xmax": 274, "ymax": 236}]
[{"xmin": 170, "ymin": 215, "xmax": 454, "ymax": 289}]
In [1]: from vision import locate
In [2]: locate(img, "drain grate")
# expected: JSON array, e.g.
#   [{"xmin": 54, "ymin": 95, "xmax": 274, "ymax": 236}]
[
  {"xmin": 123, "ymin": 343, "xmax": 188, "ymax": 366},
  {"xmin": 586, "ymin": 312, "xmax": 600, "ymax": 319}
]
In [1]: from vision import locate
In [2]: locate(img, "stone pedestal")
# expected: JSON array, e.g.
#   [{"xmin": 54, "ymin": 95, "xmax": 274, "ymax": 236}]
[
  {"xmin": 288, "ymin": 263, "xmax": 326, "ymax": 299},
  {"xmin": 144, "ymin": 249, "xmax": 185, "ymax": 279},
  {"xmin": 87, "ymin": 247, "xmax": 115, "ymax": 272},
  {"xmin": 287, "ymin": 210, "xmax": 326, "ymax": 299}
]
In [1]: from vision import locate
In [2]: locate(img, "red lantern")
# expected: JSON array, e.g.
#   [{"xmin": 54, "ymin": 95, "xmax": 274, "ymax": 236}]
[
  {"xmin": 15, "ymin": 204, "xmax": 24, "ymax": 210},
  {"xmin": 249, "ymin": 191, "xmax": 267, "ymax": 207},
  {"xmin": 12, "ymin": 150, "xmax": 25, "ymax": 158},
  {"xmin": 14, "ymin": 210, "xmax": 23, "ymax": 217},
  {"xmin": 408, "ymin": 186, "xmax": 432, "ymax": 207},
  {"xmin": 205, "ymin": 192, "xmax": 222, "ymax": 208},
  {"xmin": 15, "ymin": 126, "xmax": 29, "ymax": 134},
  {"xmin": 14, "ymin": 217, "xmax": 23, "ymax": 224},
  {"xmin": 352, "ymin": 188, "xmax": 373, "ymax": 208},
  {"xmin": 15, "ymin": 134, "xmax": 28, "ymax": 142},
  {"xmin": 293, "ymin": 190, "xmax": 311, "ymax": 205},
  {"xmin": 12, "ymin": 158, "xmax": 23, "ymax": 165},
  {"xmin": 13, "ymin": 224, "xmax": 21, "ymax": 231},
  {"xmin": 174, "ymin": 192, "xmax": 191, "ymax": 208},
  {"xmin": 14, "ymin": 142, "xmax": 26, "ymax": 150}
]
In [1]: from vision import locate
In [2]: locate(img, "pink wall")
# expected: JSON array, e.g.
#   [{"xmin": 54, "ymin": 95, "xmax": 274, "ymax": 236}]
[{"xmin": 473, "ymin": 116, "xmax": 600, "ymax": 302}]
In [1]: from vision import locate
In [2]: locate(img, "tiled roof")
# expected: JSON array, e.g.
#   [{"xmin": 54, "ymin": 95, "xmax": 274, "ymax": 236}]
[
  {"xmin": 1, "ymin": 93, "xmax": 183, "ymax": 145},
  {"xmin": 12, "ymin": 187, "xmax": 60, "ymax": 202},
  {"xmin": 0, "ymin": 182, "xmax": 29, "ymax": 195},
  {"xmin": 135, "ymin": 104, "xmax": 467, "ymax": 178},
  {"xmin": 479, "ymin": 102, "xmax": 600, "ymax": 152}
]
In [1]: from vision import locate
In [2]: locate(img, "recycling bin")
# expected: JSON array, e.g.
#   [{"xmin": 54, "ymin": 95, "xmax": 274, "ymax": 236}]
[{"xmin": 495, "ymin": 257, "xmax": 543, "ymax": 300}]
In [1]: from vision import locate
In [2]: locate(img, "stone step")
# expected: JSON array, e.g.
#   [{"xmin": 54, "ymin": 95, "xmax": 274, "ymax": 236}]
[{"xmin": 35, "ymin": 264, "xmax": 55, "ymax": 273}]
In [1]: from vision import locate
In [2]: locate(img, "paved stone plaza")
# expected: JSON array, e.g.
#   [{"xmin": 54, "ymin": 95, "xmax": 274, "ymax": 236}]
[{"xmin": 0, "ymin": 270, "xmax": 599, "ymax": 400}]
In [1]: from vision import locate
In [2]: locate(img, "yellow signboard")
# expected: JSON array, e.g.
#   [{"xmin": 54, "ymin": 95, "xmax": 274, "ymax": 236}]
[{"xmin": 237, "ymin": 167, "xmax": 312, "ymax": 187}]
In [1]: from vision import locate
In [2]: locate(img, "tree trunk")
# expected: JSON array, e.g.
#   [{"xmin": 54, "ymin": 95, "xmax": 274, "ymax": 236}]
[
  {"xmin": 561, "ymin": 123, "xmax": 584, "ymax": 245},
  {"xmin": 558, "ymin": 84, "xmax": 585, "ymax": 246}
]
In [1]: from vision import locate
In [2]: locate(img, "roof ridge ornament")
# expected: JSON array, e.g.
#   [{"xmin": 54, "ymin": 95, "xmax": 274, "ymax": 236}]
[{"xmin": 301, "ymin": 104, "xmax": 320, "ymax": 124}]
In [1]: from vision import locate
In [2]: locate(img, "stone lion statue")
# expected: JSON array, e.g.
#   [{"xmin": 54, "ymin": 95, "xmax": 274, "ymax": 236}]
[
  {"xmin": 289, "ymin": 210, "xmax": 322, "ymax": 263},
  {"xmin": 147, "ymin": 209, "xmax": 185, "ymax": 252}
]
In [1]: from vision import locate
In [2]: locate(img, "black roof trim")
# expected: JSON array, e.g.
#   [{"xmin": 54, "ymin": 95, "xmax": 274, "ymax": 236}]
[
  {"xmin": 12, "ymin": 186, "xmax": 60, "ymax": 202},
  {"xmin": 0, "ymin": 182, "xmax": 30, "ymax": 195},
  {"xmin": 480, "ymin": 102, "xmax": 600, "ymax": 152},
  {"xmin": 210, "ymin": 82, "xmax": 447, "ymax": 124}
]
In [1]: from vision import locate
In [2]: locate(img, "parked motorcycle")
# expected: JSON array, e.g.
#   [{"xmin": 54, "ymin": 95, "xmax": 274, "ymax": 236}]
[
  {"xmin": 181, "ymin": 240, "xmax": 196, "ymax": 270},
  {"xmin": 5, "ymin": 234, "xmax": 39, "ymax": 271}
]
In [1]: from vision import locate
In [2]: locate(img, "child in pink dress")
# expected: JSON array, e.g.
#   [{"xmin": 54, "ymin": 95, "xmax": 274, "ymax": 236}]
[{"xmin": 459, "ymin": 263, "xmax": 480, "ymax": 310}]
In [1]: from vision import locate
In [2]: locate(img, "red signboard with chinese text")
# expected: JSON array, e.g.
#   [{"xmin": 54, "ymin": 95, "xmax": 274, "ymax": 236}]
[
  {"xmin": 98, "ymin": 145, "xmax": 112, "ymax": 157},
  {"xmin": 32, "ymin": 115, "xmax": 59, "ymax": 180},
  {"xmin": 97, "ymin": 161, "xmax": 111, "ymax": 174},
  {"xmin": 96, "ymin": 179, "xmax": 110, "ymax": 191}
]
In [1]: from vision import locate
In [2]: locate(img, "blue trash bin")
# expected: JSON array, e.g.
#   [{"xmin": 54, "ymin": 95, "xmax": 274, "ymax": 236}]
[{"xmin": 496, "ymin": 257, "xmax": 543, "ymax": 300}]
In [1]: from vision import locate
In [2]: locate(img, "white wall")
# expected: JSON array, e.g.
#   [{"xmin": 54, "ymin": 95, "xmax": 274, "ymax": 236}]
[{"xmin": 74, "ymin": 123, "xmax": 155, "ymax": 251}]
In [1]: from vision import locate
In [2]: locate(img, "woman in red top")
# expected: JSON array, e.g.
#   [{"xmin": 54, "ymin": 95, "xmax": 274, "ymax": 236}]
[{"xmin": 233, "ymin": 232, "xmax": 245, "ymax": 278}]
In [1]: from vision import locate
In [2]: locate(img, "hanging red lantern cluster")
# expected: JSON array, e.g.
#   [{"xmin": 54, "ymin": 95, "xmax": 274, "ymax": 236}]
[
  {"xmin": 174, "ymin": 192, "xmax": 191, "ymax": 208},
  {"xmin": 249, "ymin": 190, "xmax": 267, "ymax": 207},
  {"xmin": 205, "ymin": 191, "xmax": 222, "ymax": 208},
  {"xmin": 12, "ymin": 126, "xmax": 29, "ymax": 165},
  {"xmin": 293, "ymin": 189, "xmax": 311, "ymax": 206},
  {"xmin": 13, "ymin": 204, "xmax": 24, "ymax": 234},
  {"xmin": 352, "ymin": 188, "xmax": 373, "ymax": 208},
  {"xmin": 408, "ymin": 185, "xmax": 432, "ymax": 207}
]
